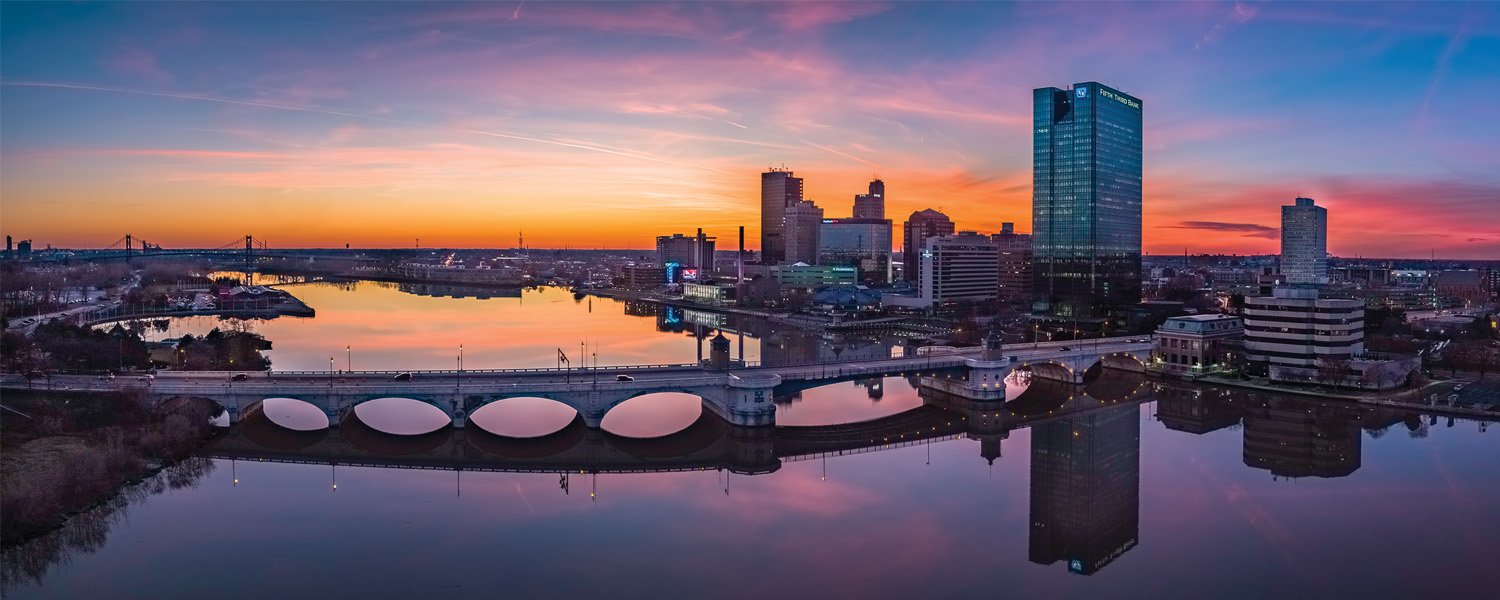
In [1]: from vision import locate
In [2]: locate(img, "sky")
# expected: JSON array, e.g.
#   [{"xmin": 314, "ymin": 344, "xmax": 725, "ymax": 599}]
[{"xmin": 2, "ymin": 1, "xmax": 1497, "ymax": 258}]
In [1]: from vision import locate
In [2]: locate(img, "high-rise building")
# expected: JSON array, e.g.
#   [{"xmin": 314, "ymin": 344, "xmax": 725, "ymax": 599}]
[
  {"xmin": 819, "ymin": 218, "xmax": 893, "ymax": 283},
  {"xmin": 1244, "ymin": 286, "xmax": 1363, "ymax": 370},
  {"xmin": 920, "ymin": 232, "xmax": 1000, "ymax": 304},
  {"xmin": 656, "ymin": 230, "xmax": 715, "ymax": 273},
  {"xmin": 902, "ymin": 209, "xmax": 954, "ymax": 282},
  {"xmin": 993, "ymin": 222, "xmax": 1033, "ymax": 303},
  {"xmin": 1280, "ymin": 197, "xmax": 1328, "ymax": 285},
  {"xmin": 760, "ymin": 168, "xmax": 804, "ymax": 264},
  {"xmin": 782, "ymin": 200, "xmax": 823, "ymax": 265},
  {"xmin": 853, "ymin": 178, "xmax": 885, "ymax": 219},
  {"xmin": 1032, "ymin": 82, "xmax": 1143, "ymax": 318},
  {"xmin": 1028, "ymin": 402, "xmax": 1140, "ymax": 576}
]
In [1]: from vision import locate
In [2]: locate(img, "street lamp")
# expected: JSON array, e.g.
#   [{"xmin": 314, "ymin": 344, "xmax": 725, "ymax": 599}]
[
  {"xmin": 347, "ymin": 345, "xmax": 351, "ymax": 372},
  {"xmin": 329, "ymin": 357, "xmax": 334, "ymax": 388}
]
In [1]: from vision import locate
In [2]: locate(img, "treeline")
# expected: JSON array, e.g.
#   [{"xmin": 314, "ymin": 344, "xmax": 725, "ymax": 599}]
[
  {"xmin": 172, "ymin": 328, "xmax": 272, "ymax": 371},
  {"xmin": 1, "ymin": 322, "xmax": 150, "ymax": 373},
  {"xmin": 0, "ymin": 322, "xmax": 272, "ymax": 373}
]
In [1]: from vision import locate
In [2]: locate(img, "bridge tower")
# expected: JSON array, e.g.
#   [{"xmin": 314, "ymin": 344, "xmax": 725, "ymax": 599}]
[
  {"xmin": 244, "ymin": 235, "xmax": 253, "ymax": 272},
  {"xmin": 125, "ymin": 234, "xmax": 133, "ymax": 264}
]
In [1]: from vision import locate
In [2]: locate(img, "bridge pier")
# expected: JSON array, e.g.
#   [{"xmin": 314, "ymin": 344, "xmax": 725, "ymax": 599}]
[
  {"xmin": 921, "ymin": 357, "xmax": 1011, "ymax": 403},
  {"xmin": 710, "ymin": 372, "xmax": 780, "ymax": 427}
]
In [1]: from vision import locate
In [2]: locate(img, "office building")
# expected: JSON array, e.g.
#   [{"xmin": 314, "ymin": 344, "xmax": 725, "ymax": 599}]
[
  {"xmin": 783, "ymin": 199, "xmax": 824, "ymax": 265},
  {"xmin": 773, "ymin": 263, "xmax": 857, "ymax": 289},
  {"xmin": 920, "ymin": 232, "xmax": 1000, "ymax": 304},
  {"xmin": 1280, "ymin": 197, "xmax": 1328, "ymax": 285},
  {"xmin": 993, "ymin": 223, "xmax": 1033, "ymax": 303},
  {"xmin": 656, "ymin": 230, "xmax": 715, "ymax": 272},
  {"xmin": 1029, "ymin": 402, "xmax": 1140, "ymax": 576},
  {"xmin": 620, "ymin": 265, "xmax": 665, "ymax": 291},
  {"xmin": 819, "ymin": 218, "xmax": 893, "ymax": 283},
  {"xmin": 902, "ymin": 209, "xmax": 955, "ymax": 282},
  {"xmin": 1152, "ymin": 314, "xmax": 1243, "ymax": 377},
  {"xmin": 853, "ymin": 178, "xmax": 885, "ymax": 219},
  {"xmin": 1032, "ymin": 82, "xmax": 1143, "ymax": 318},
  {"xmin": 1244, "ymin": 287, "xmax": 1362, "ymax": 369},
  {"xmin": 760, "ymin": 168, "xmax": 804, "ymax": 264}
]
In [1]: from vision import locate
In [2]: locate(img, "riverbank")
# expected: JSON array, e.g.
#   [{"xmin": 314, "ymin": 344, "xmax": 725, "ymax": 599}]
[
  {"xmin": 0, "ymin": 390, "xmax": 221, "ymax": 547},
  {"xmin": 1192, "ymin": 375, "xmax": 1500, "ymax": 420}
]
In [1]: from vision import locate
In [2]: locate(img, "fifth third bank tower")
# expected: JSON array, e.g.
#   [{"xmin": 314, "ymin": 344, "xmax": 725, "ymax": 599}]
[{"xmin": 1032, "ymin": 82, "xmax": 1143, "ymax": 319}]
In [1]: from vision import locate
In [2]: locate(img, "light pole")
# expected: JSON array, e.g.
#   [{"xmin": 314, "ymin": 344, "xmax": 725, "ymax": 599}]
[
  {"xmin": 346, "ymin": 345, "xmax": 351, "ymax": 372},
  {"xmin": 329, "ymin": 357, "xmax": 333, "ymax": 388}
]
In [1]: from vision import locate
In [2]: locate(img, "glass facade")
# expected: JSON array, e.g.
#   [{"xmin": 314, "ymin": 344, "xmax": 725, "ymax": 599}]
[
  {"xmin": 818, "ymin": 218, "xmax": 892, "ymax": 282},
  {"xmin": 1032, "ymin": 82, "xmax": 1143, "ymax": 319}
]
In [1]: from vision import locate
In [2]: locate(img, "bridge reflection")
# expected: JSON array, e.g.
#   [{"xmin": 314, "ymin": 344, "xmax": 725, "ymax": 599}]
[{"xmin": 204, "ymin": 372, "xmax": 1158, "ymax": 476}]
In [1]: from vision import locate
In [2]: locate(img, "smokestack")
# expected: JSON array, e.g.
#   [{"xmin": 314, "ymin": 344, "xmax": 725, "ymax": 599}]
[{"xmin": 738, "ymin": 226, "xmax": 746, "ymax": 305}]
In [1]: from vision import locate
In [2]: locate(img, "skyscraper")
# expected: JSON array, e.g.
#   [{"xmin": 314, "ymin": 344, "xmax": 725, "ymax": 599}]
[
  {"xmin": 1028, "ymin": 402, "xmax": 1141, "ymax": 576},
  {"xmin": 1280, "ymin": 197, "xmax": 1327, "ymax": 285},
  {"xmin": 761, "ymin": 168, "xmax": 804, "ymax": 264},
  {"xmin": 1032, "ymin": 82, "xmax": 1143, "ymax": 319},
  {"xmin": 853, "ymin": 178, "xmax": 885, "ymax": 219},
  {"xmin": 782, "ymin": 199, "xmax": 824, "ymax": 264},
  {"xmin": 994, "ymin": 223, "xmax": 1033, "ymax": 304},
  {"xmin": 902, "ymin": 209, "xmax": 954, "ymax": 282}
]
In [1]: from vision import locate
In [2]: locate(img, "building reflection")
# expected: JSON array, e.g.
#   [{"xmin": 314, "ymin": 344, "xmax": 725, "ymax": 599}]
[
  {"xmin": 1027, "ymin": 401, "xmax": 1140, "ymax": 576},
  {"xmin": 1151, "ymin": 382, "xmax": 1408, "ymax": 480}
]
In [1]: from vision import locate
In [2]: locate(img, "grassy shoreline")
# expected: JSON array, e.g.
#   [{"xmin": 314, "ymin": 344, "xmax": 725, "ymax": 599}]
[{"xmin": 0, "ymin": 389, "xmax": 221, "ymax": 548}]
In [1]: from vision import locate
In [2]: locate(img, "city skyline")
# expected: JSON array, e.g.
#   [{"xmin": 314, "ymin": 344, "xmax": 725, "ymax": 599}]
[{"xmin": 3, "ymin": 2, "xmax": 1498, "ymax": 257}]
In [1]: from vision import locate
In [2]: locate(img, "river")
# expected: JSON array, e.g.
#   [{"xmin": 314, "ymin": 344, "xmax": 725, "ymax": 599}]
[{"xmin": 4, "ymin": 281, "xmax": 1497, "ymax": 599}]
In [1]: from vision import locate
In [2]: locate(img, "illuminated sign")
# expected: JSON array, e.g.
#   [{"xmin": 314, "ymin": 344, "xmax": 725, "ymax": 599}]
[
  {"xmin": 832, "ymin": 267, "xmax": 856, "ymax": 272},
  {"xmin": 1097, "ymin": 89, "xmax": 1140, "ymax": 110},
  {"xmin": 1075, "ymin": 87, "xmax": 1087, "ymax": 98},
  {"xmin": 822, "ymin": 219, "xmax": 835, "ymax": 224},
  {"xmin": 1069, "ymin": 560, "xmax": 1085, "ymax": 574},
  {"xmin": 681, "ymin": 268, "xmax": 698, "ymax": 280},
  {"xmin": 665, "ymin": 262, "xmax": 679, "ymax": 282}
]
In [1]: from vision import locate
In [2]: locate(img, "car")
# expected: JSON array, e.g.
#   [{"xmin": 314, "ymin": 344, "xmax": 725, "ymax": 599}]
[
  {"xmin": 230, "ymin": 373, "xmax": 248, "ymax": 381},
  {"xmin": 1453, "ymin": 384, "xmax": 1465, "ymax": 391},
  {"xmin": 616, "ymin": 374, "xmax": 635, "ymax": 382},
  {"xmin": 138, "ymin": 374, "xmax": 155, "ymax": 381},
  {"xmin": 394, "ymin": 372, "xmax": 413, "ymax": 381},
  {"xmin": 1059, "ymin": 346, "xmax": 1071, "ymax": 351}
]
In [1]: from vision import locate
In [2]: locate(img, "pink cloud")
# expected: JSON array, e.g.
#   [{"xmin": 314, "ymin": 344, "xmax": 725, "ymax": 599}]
[{"xmin": 104, "ymin": 47, "xmax": 172, "ymax": 83}]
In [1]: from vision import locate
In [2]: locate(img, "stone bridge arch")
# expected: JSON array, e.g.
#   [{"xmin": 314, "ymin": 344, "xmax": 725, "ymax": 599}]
[
  {"xmin": 1013, "ymin": 360, "xmax": 1084, "ymax": 385},
  {"xmin": 240, "ymin": 397, "xmax": 332, "ymax": 431},
  {"xmin": 1086, "ymin": 352, "xmax": 1148, "ymax": 377},
  {"xmin": 339, "ymin": 395, "xmax": 455, "ymax": 435}
]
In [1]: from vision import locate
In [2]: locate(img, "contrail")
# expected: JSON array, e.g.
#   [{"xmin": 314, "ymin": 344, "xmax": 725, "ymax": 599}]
[
  {"xmin": 803, "ymin": 140, "xmax": 884, "ymax": 170},
  {"xmin": 1, "ymin": 80, "xmax": 728, "ymax": 174}
]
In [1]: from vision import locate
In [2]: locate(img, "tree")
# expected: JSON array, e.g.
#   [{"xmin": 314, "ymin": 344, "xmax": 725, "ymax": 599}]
[
  {"xmin": 1227, "ymin": 293, "xmax": 1246, "ymax": 316},
  {"xmin": 1317, "ymin": 357, "xmax": 1352, "ymax": 389}
]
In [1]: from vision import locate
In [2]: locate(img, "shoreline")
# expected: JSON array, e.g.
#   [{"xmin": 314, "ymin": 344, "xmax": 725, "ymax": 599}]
[{"xmin": 1188, "ymin": 375, "xmax": 1500, "ymax": 420}]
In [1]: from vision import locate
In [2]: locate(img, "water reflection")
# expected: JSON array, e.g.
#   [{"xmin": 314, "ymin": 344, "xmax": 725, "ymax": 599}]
[
  {"xmin": 1028, "ymin": 402, "xmax": 1140, "ymax": 575},
  {"xmin": 0, "ymin": 458, "xmax": 216, "ymax": 591},
  {"xmin": 468, "ymin": 397, "xmax": 578, "ymax": 438}
]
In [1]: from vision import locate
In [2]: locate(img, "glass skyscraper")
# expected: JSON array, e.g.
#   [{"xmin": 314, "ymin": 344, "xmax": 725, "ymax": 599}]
[{"xmin": 1032, "ymin": 82, "xmax": 1143, "ymax": 319}]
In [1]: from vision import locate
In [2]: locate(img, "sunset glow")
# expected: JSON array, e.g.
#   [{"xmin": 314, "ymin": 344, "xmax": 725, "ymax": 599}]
[{"xmin": 3, "ymin": 1, "xmax": 1497, "ymax": 257}]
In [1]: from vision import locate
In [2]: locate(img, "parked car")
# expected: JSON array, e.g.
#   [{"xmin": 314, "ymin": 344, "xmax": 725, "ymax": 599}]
[
  {"xmin": 230, "ymin": 373, "xmax": 248, "ymax": 381},
  {"xmin": 394, "ymin": 372, "xmax": 413, "ymax": 381},
  {"xmin": 1059, "ymin": 347, "xmax": 1071, "ymax": 351},
  {"xmin": 616, "ymin": 374, "xmax": 635, "ymax": 381}
]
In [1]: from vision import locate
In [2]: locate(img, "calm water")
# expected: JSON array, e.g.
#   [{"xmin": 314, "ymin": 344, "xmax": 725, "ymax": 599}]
[{"xmin": 7, "ymin": 282, "xmax": 1498, "ymax": 599}]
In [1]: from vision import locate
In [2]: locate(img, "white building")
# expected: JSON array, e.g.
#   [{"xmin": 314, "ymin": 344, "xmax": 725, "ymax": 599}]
[
  {"xmin": 1280, "ymin": 197, "xmax": 1327, "ymax": 285},
  {"xmin": 920, "ymin": 232, "xmax": 999, "ymax": 303},
  {"xmin": 1245, "ymin": 287, "xmax": 1362, "ymax": 369}
]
